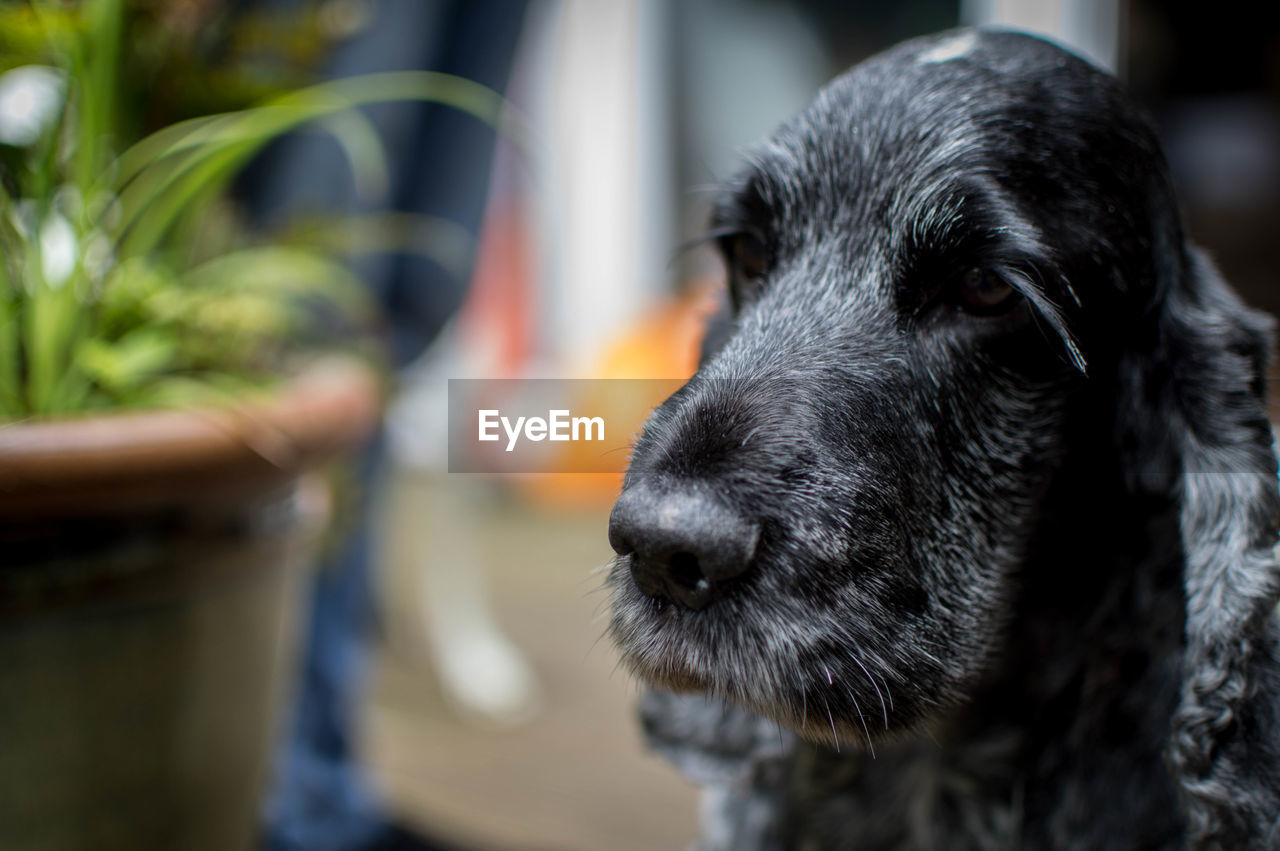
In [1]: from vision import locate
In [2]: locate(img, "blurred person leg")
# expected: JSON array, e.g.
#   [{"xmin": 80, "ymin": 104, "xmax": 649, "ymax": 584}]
[{"xmin": 240, "ymin": 1, "xmax": 530, "ymax": 848}]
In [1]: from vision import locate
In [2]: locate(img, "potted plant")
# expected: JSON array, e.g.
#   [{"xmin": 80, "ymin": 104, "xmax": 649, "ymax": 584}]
[{"xmin": 0, "ymin": 3, "xmax": 506, "ymax": 848}]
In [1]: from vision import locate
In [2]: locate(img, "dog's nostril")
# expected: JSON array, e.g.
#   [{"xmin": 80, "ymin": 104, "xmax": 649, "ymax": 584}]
[
  {"xmin": 627, "ymin": 553, "xmax": 668, "ymax": 601},
  {"xmin": 666, "ymin": 551, "xmax": 706, "ymax": 591}
]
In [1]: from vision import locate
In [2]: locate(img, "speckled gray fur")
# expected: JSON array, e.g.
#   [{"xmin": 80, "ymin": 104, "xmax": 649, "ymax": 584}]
[{"xmin": 608, "ymin": 28, "xmax": 1280, "ymax": 850}]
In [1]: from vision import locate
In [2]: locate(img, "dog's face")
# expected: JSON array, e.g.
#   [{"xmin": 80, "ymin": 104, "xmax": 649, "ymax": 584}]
[{"xmin": 607, "ymin": 30, "xmax": 1173, "ymax": 745}]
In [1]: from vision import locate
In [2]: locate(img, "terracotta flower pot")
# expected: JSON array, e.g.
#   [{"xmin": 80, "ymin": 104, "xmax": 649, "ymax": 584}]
[{"xmin": 0, "ymin": 358, "xmax": 381, "ymax": 851}]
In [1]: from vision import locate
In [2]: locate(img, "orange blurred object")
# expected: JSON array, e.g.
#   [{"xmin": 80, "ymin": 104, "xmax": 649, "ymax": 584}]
[
  {"xmin": 516, "ymin": 281, "xmax": 720, "ymax": 509},
  {"xmin": 458, "ymin": 166, "xmax": 720, "ymax": 509}
]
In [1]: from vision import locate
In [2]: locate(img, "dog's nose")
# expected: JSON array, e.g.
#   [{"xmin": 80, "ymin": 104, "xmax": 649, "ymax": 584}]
[{"xmin": 608, "ymin": 487, "xmax": 760, "ymax": 610}]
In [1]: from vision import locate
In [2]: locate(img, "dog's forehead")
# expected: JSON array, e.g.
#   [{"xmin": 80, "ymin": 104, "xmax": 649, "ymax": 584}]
[
  {"xmin": 743, "ymin": 29, "xmax": 1113, "ymax": 202},
  {"xmin": 757, "ymin": 33, "xmax": 1090, "ymax": 168},
  {"xmin": 816, "ymin": 28, "xmax": 1106, "ymax": 125}
]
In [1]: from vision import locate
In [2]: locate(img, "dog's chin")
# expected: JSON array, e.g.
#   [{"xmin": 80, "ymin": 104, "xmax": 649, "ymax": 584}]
[
  {"xmin": 609, "ymin": 568, "xmax": 938, "ymax": 751},
  {"xmin": 618, "ymin": 653, "xmax": 713, "ymax": 698},
  {"xmin": 622, "ymin": 646, "xmax": 912, "ymax": 751}
]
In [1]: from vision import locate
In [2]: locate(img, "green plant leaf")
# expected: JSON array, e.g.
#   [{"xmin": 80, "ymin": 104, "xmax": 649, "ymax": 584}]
[
  {"xmin": 0, "ymin": 264, "xmax": 20, "ymax": 417},
  {"xmin": 178, "ymin": 245, "xmax": 373, "ymax": 313},
  {"xmin": 275, "ymin": 212, "xmax": 476, "ymax": 280},
  {"xmin": 109, "ymin": 70, "xmax": 527, "ymax": 258},
  {"xmin": 316, "ymin": 107, "xmax": 389, "ymax": 202},
  {"xmin": 0, "ymin": 8, "xmax": 525, "ymax": 419},
  {"xmin": 0, "ymin": 185, "xmax": 23, "ymax": 416},
  {"xmin": 76, "ymin": 328, "xmax": 178, "ymax": 397},
  {"xmin": 71, "ymin": 0, "xmax": 121, "ymax": 194}
]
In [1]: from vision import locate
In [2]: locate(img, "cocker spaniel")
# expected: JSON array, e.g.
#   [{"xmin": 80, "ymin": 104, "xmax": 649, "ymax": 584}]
[{"xmin": 606, "ymin": 28, "xmax": 1280, "ymax": 850}]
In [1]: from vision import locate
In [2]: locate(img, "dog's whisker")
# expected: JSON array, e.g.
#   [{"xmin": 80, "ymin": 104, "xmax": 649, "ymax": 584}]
[
  {"xmin": 608, "ymin": 653, "xmax": 629, "ymax": 681},
  {"xmin": 584, "ymin": 627, "xmax": 615, "ymax": 663},
  {"xmin": 587, "ymin": 560, "xmax": 616, "ymax": 577},
  {"xmin": 827, "ymin": 662, "xmax": 875, "ymax": 757},
  {"xmin": 878, "ymin": 673, "xmax": 895, "ymax": 714},
  {"xmin": 850, "ymin": 653, "xmax": 889, "ymax": 730},
  {"xmin": 1059, "ymin": 273, "xmax": 1082, "ymax": 308},
  {"xmin": 822, "ymin": 692, "xmax": 840, "ymax": 755},
  {"xmin": 687, "ymin": 182, "xmax": 727, "ymax": 197}
]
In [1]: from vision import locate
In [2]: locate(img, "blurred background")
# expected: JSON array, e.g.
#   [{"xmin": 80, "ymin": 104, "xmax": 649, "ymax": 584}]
[
  {"xmin": 0, "ymin": 1, "xmax": 1277, "ymax": 850},
  {"xmin": 348, "ymin": 3, "xmax": 1280, "ymax": 843}
]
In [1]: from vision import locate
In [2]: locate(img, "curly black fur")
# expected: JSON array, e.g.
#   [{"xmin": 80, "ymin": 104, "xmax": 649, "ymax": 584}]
[{"xmin": 606, "ymin": 28, "xmax": 1280, "ymax": 850}]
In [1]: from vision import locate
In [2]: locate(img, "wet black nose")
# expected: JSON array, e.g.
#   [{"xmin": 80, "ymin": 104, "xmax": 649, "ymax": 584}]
[{"xmin": 608, "ymin": 487, "xmax": 760, "ymax": 610}]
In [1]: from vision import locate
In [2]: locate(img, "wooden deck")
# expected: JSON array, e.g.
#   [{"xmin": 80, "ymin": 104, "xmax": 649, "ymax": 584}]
[{"xmin": 358, "ymin": 470, "xmax": 699, "ymax": 850}]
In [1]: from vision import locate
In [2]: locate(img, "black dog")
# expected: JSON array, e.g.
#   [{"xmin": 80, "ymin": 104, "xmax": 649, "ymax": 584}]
[{"xmin": 606, "ymin": 28, "xmax": 1280, "ymax": 850}]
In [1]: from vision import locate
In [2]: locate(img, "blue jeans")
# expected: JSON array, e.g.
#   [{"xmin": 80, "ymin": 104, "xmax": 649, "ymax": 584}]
[{"xmin": 251, "ymin": 1, "xmax": 528, "ymax": 848}]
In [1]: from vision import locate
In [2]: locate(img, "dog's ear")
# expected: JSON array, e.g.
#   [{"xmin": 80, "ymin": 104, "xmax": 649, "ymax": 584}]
[{"xmin": 1124, "ymin": 224, "xmax": 1280, "ymax": 841}]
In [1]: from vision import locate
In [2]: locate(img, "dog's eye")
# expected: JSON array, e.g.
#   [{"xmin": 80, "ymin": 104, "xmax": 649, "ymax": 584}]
[
  {"xmin": 954, "ymin": 267, "xmax": 1017, "ymax": 314},
  {"xmin": 728, "ymin": 232, "xmax": 771, "ymax": 281}
]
